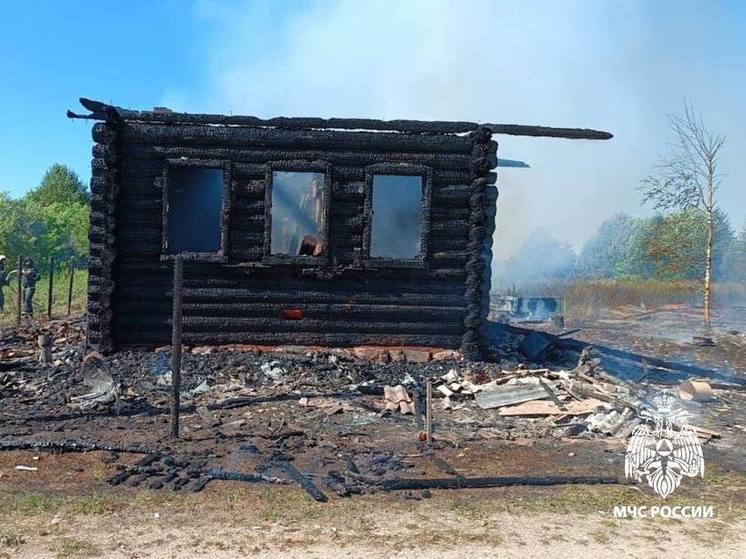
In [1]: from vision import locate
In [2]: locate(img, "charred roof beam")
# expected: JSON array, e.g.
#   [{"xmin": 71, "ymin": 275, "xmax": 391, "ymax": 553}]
[{"xmin": 68, "ymin": 98, "xmax": 613, "ymax": 141}]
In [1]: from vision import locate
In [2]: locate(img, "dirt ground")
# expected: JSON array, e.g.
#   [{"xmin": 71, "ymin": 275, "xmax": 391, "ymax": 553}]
[
  {"xmin": 2, "ymin": 303, "xmax": 746, "ymax": 557},
  {"xmin": 1, "ymin": 448, "xmax": 745, "ymax": 559}
]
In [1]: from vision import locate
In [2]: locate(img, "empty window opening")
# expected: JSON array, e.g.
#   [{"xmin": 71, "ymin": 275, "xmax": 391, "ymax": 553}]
[
  {"xmin": 167, "ymin": 167, "xmax": 223, "ymax": 254},
  {"xmin": 371, "ymin": 175, "xmax": 423, "ymax": 259},
  {"xmin": 271, "ymin": 171, "xmax": 325, "ymax": 256}
]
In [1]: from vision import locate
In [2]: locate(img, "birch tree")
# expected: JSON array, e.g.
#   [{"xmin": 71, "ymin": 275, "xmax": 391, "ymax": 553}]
[{"xmin": 640, "ymin": 101, "xmax": 726, "ymax": 327}]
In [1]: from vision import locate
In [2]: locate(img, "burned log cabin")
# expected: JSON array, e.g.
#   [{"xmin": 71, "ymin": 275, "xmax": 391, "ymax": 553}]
[{"xmin": 70, "ymin": 99, "xmax": 611, "ymax": 358}]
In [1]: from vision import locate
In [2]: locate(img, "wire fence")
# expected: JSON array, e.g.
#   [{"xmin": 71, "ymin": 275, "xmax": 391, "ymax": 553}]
[{"xmin": 0, "ymin": 255, "xmax": 88, "ymax": 327}]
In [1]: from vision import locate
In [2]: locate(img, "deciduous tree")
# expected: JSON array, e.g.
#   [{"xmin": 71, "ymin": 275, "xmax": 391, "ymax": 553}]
[{"xmin": 640, "ymin": 101, "xmax": 726, "ymax": 327}]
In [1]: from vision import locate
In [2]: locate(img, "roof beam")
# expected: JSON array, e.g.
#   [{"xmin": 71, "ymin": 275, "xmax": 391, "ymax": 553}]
[{"xmin": 70, "ymin": 98, "xmax": 612, "ymax": 140}]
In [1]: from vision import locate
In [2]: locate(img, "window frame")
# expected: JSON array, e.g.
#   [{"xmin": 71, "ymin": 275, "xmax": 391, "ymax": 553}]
[
  {"xmin": 362, "ymin": 163, "xmax": 432, "ymax": 268},
  {"xmin": 262, "ymin": 160, "xmax": 332, "ymax": 267},
  {"xmin": 160, "ymin": 158, "xmax": 232, "ymax": 262}
]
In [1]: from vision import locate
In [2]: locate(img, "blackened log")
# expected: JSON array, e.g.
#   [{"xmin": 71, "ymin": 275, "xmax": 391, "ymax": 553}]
[
  {"xmin": 133, "ymin": 145, "xmax": 475, "ymax": 170},
  {"xmin": 108, "ymin": 469, "xmax": 131, "ymax": 486},
  {"xmin": 76, "ymin": 99, "xmax": 613, "ymax": 139},
  {"xmin": 190, "ymin": 477, "xmax": 211, "ymax": 492},
  {"xmin": 78, "ymin": 99, "xmax": 478, "ymax": 134},
  {"xmin": 114, "ymin": 331, "xmax": 462, "ymax": 348},
  {"xmin": 485, "ymin": 123, "xmax": 612, "ymax": 140},
  {"xmin": 274, "ymin": 461, "xmax": 328, "ymax": 502},
  {"xmin": 117, "ymin": 287, "xmax": 465, "ymax": 307},
  {"xmin": 120, "ymin": 123, "xmax": 472, "ymax": 153},
  {"xmin": 205, "ymin": 467, "xmax": 288, "ymax": 485},
  {"xmin": 128, "ymin": 316, "xmax": 465, "ymax": 335},
  {"xmin": 0, "ymin": 438, "xmax": 160, "ymax": 455},
  {"xmin": 323, "ymin": 473, "xmax": 350, "ymax": 497},
  {"xmin": 380, "ymin": 475, "xmax": 620, "ymax": 491},
  {"xmin": 115, "ymin": 302, "xmax": 466, "ymax": 321}
]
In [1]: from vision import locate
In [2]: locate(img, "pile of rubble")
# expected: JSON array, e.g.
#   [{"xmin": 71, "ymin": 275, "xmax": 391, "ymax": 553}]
[
  {"xmin": 0, "ymin": 312, "xmax": 725, "ymax": 447},
  {"xmin": 373, "ymin": 345, "xmax": 722, "ymax": 445}
]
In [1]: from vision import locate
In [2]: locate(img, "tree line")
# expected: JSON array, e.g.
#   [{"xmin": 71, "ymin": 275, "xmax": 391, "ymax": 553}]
[
  {"xmin": 0, "ymin": 164, "xmax": 90, "ymax": 272},
  {"xmin": 495, "ymin": 210, "xmax": 746, "ymax": 289}
]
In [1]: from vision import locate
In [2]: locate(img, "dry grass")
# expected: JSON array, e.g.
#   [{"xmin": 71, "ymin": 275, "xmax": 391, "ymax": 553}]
[{"xmin": 502, "ymin": 279, "xmax": 746, "ymax": 322}]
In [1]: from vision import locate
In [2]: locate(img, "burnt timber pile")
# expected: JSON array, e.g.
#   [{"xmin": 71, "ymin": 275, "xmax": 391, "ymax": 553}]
[{"xmin": 69, "ymin": 99, "xmax": 611, "ymax": 358}]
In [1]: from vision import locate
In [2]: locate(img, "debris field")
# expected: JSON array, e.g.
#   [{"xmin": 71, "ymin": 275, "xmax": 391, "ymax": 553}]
[{"xmin": 2, "ymin": 310, "xmax": 745, "ymax": 502}]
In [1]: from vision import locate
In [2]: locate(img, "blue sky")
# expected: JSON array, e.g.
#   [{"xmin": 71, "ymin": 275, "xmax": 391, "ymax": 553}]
[{"xmin": 1, "ymin": 0, "xmax": 745, "ymax": 258}]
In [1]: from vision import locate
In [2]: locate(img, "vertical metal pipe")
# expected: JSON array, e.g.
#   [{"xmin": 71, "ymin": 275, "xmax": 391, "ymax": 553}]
[
  {"xmin": 425, "ymin": 379, "xmax": 433, "ymax": 446},
  {"xmin": 16, "ymin": 255, "xmax": 22, "ymax": 327},
  {"xmin": 47, "ymin": 256, "xmax": 54, "ymax": 318},
  {"xmin": 170, "ymin": 255, "xmax": 184, "ymax": 439},
  {"xmin": 67, "ymin": 259, "xmax": 75, "ymax": 315}
]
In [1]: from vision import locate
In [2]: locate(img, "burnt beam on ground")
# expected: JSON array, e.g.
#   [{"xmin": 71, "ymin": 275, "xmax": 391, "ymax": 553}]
[{"xmin": 380, "ymin": 474, "xmax": 621, "ymax": 491}]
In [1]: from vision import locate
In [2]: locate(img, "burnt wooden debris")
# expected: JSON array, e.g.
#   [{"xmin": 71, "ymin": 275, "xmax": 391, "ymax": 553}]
[{"xmin": 71, "ymin": 98, "xmax": 611, "ymax": 358}]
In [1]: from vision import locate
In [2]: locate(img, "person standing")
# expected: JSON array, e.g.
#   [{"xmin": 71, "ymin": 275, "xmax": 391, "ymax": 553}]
[
  {"xmin": 21, "ymin": 257, "xmax": 39, "ymax": 316},
  {"xmin": 0, "ymin": 256, "xmax": 8, "ymax": 312}
]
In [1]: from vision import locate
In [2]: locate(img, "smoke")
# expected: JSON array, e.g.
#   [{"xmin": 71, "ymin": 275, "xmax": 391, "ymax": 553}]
[
  {"xmin": 494, "ymin": 228, "xmax": 577, "ymax": 291},
  {"xmin": 174, "ymin": 0, "xmax": 746, "ymax": 261}
]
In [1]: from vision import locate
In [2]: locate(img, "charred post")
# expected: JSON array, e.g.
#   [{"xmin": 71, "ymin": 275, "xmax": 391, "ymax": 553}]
[
  {"xmin": 67, "ymin": 258, "xmax": 75, "ymax": 315},
  {"xmin": 16, "ymin": 255, "xmax": 22, "ymax": 327},
  {"xmin": 170, "ymin": 255, "xmax": 184, "ymax": 439},
  {"xmin": 47, "ymin": 256, "xmax": 54, "ymax": 318},
  {"xmin": 426, "ymin": 379, "xmax": 433, "ymax": 445}
]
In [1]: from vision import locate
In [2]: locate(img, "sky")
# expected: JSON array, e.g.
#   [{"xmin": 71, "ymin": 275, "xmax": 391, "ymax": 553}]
[{"xmin": 1, "ymin": 0, "xmax": 745, "ymax": 259}]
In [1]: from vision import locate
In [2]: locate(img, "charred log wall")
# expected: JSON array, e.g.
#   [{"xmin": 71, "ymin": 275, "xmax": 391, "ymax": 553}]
[
  {"xmin": 87, "ymin": 120, "xmax": 121, "ymax": 352},
  {"xmin": 86, "ymin": 121, "xmax": 497, "ymax": 351}
]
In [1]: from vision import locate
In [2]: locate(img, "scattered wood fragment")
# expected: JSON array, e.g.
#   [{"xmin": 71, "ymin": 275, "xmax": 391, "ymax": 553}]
[
  {"xmin": 692, "ymin": 425, "xmax": 721, "ymax": 439},
  {"xmin": 274, "ymin": 461, "xmax": 329, "ymax": 502},
  {"xmin": 474, "ymin": 383, "xmax": 548, "ymax": 410},
  {"xmin": 499, "ymin": 398, "xmax": 604, "ymax": 417}
]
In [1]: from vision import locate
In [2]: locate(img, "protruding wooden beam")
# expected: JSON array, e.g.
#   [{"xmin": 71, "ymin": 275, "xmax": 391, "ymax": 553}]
[
  {"xmin": 485, "ymin": 123, "xmax": 613, "ymax": 140},
  {"xmin": 68, "ymin": 98, "xmax": 613, "ymax": 140},
  {"xmin": 497, "ymin": 158, "xmax": 530, "ymax": 168}
]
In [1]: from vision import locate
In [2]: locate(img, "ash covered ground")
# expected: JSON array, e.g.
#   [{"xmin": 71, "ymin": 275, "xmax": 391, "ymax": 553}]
[{"xmin": 1, "ymin": 305, "xmax": 746, "ymax": 500}]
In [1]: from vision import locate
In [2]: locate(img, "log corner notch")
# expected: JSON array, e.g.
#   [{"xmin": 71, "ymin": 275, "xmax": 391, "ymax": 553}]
[
  {"xmin": 85, "ymin": 103, "xmax": 122, "ymax": 353},
  {"xmin": 462, "ymin": 127, "xmax": 498, "ymax": 359},
  {"xmin": 67, "ymin": 98, "xmax": 613, "ymax": 141}
]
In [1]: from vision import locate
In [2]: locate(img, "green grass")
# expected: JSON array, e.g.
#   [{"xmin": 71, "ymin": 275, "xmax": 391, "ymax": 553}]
[{"xmin": 0, "ymin": 268, "xmax": 87, "ymax": 326}]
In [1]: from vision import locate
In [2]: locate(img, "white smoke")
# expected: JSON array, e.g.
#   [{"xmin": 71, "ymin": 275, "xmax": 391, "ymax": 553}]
[{"xmin": 174, "ymin": 0, "xmax": 746, "ymax": 260}]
